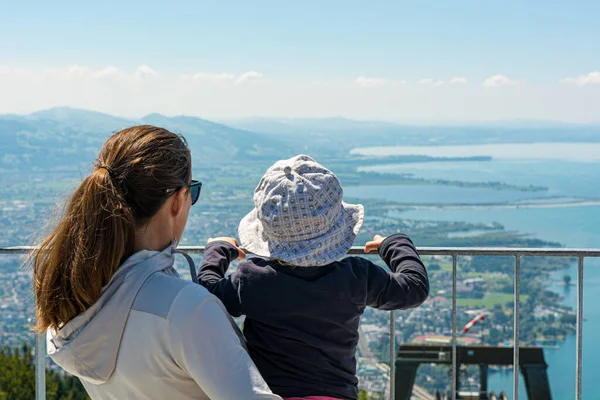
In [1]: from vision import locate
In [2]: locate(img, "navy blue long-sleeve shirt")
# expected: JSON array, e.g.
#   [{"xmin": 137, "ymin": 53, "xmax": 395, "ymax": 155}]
[{"xmin": 198, "ymin": 233, "xmax": 429, "ymax": 400}]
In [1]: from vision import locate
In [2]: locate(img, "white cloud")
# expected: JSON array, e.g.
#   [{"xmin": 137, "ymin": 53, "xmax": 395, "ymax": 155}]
[
  {"xmin": 2, "ymin": 64, "xmax": 600, "ymax": 123},
  {"xmin": 92, "ymin": 66, "xmax": 124, "ymax": 80},
  {"xmin": 67, "ymin": 65, "xmax": 90, "ymax": 77},
  {"xmin": 5, "ymin": 67, "xmax": 31, "ymax": 79},
  {"xmin": 181, "ymin": 70, "xmax": 262, "ymax": 84},
  {"xmin": 449, "ymin": 77, "xmax": 468, "ymax": 84},
  {"xmin": 39, "ymin": 65, "xmax": 157, "ymax": 81},
  {"xmin": 355, "ymin": 76, "xmax": 388, "ymax": 88},
  {"xmin": 483, "ymin": 74, "xmax": 517, "ymax": 88},
  {"xmin": 236, "ymin": 71, "xmax": 263, "ymax": 84},
  {"xmin": 418, "ymin": 78, "xmax": 444, "ymax": 87},
  {"xmin": 184, "ymin": 72, "xmax": 236, "ymax": 82},
  {"xmin": 134, "ymin": 65, "xmax": 158, "ymax": 79},
  {"xmin": 560, "ymin": 71, "xmax": 600, "ymax": 86}
]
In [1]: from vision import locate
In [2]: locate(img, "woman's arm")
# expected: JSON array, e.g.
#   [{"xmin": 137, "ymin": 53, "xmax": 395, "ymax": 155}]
[
  {"xmin": 198, "ymin": 240, "xmax": 244, "ymax": 316},
  {"xmin": 364, "ymin": 233, "xmax": 430, "ymax": 310},
  {"xmin": 168, "ymin": 287, "xmax": 282, "ymax": 400}
]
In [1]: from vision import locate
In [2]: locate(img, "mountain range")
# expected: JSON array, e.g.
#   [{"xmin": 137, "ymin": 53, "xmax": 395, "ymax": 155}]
[
  {"xmin": 0, "ymin": 107, "xmax": 293, "ymax": 172},
  {"xmin": 224, "ymin": 116, "xmax": 600, "ymax": 145},
  {"xmin": 2, "ymin": 107, "xmax": 600, "ymax": 173}
]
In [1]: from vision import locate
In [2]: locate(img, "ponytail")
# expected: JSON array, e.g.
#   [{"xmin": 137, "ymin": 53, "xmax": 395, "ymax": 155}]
[{"xmin": 32, "ymin": 168, "xmax": 135, "ymax": 332}]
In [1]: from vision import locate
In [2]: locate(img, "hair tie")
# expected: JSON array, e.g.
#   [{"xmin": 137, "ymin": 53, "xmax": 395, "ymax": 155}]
[{"xmin": 98, "ymin": 165, "xmax": 115, "ymax": 178}]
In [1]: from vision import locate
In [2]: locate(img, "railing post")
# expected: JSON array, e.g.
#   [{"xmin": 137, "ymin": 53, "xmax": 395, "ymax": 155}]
[
  {"xmin": 35, "ymin": 332, "xmax": 46, "ymax": 400},
  {"xmin": 452, "ymin": 255, "xmax": 457, "ymax": 400},
  {"xmin": 513, "ymin": 255, "xmax": 521, "ymax": 400},
  {"xmin": 576, "ymin": 256, "xmax": 584, "ymax": 400},
  {"xmin": 389, "ymin": 310, "xmax": 395, "ymax": 400}
]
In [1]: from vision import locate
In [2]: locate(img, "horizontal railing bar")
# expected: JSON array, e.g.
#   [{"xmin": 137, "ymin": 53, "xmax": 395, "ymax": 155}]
[
  {"xmin": 415, "ymin": 247, "xmax": 600, "ymax": 257},
  {"xmin": 3, "ymin": 245, "xmax": 600, "ymax": 257}
]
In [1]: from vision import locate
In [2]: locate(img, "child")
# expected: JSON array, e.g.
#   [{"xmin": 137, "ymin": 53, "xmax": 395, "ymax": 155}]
[{"xmin": 199, "ymin": 154, "xmax": 429, "ymax": 400}]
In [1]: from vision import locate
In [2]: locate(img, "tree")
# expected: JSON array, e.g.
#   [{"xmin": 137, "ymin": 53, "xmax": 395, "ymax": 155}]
[
  {"xmin": 359, "ymin": 389, "xmax": 369, "ymax": 400},
  {"xmin": 0, "ymin": 344, "xmax": 89, "ymax": 400},
  {"xmin": 563, "ymin": 275, "xmax": 572, "ymax": 287},
  {"xmin": 428, "ymin": 263, "xmax": 441, "ymax": 271},
  {"xmin": 370, "ymin": 392, "xmax": 385, "ymax": 400},
  {"xmin": 487, "ymin": 328, "xmax": 502, "ymax": 346},
  {"xmin": 560, "ymin": 314, "xmax": 576, "ymax": 325}
]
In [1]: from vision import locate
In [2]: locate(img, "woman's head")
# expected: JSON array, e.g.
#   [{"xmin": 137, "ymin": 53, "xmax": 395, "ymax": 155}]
[{"xmin": 32, "ymin": 125, "xmax": 194, "ymax": 332}]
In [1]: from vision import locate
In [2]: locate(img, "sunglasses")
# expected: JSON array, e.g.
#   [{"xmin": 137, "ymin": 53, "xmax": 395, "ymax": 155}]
[
  {"xmin": 189, "ymin": 180, "xmax": 202, "ymax": 205},
  {"xmin": 165, "ymin": 180, "xmax": 202, "ymax": 205}
]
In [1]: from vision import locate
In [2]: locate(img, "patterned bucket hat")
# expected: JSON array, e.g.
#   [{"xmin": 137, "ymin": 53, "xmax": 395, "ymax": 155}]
[{"xmin": 238, "ymin": 154, "xmax": 364, "ymax": 267}]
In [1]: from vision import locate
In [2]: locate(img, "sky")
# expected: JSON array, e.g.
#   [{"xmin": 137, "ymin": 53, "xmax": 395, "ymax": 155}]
[{"xmin": 1, "ymin": 0, "xmax": 599, "ymax": 122}]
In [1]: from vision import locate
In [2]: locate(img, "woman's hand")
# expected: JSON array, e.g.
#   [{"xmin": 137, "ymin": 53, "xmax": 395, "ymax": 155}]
[
  {"xmin": 364, "ymin": 235, "xmax": 386, "ymax": 253},
  {"xmin": 207, "ymin": 237, "xmax": 246, "ymax": 261}
]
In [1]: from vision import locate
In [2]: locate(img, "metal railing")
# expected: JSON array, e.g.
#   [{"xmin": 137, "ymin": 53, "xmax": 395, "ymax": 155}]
[{"xmin": 3, "ymin": 245, "xmax": 600, "ymax": 400}]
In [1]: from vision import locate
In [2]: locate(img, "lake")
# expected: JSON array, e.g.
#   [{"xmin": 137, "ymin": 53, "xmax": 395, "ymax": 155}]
[
  {"xmin": 351, "ymin": 142, "xmax": 600, "ymax": 163},
  {"xmin": 351, "ymin": 143, "xmax": 600, "ymax": 399},
  {"xmin": 345, "ymin": 184, "xmax": 554, "ymax": 205}
]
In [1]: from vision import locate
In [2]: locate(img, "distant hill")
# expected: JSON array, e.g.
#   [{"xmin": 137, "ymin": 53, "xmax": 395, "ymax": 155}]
[
  {"xmin": 223, "ymin": 116, "xmax": 600, "ymax": 148},
  {"xmin": 0, "ymin": 107, "xmax": 292, "ymax": 172},
  {"xmin": 30, "ymin": 107, "xmax": 136, "ymax": 132},
  {"xmin": 140, "ymin": 113, "xmax": 291, "ymax": 164},
  {"xmin": 220, "ymin": 116, "xmax": 402, "ymax": 135},
  {"xmin": 225, "ymin": 116, "xmax": 600, "ymax": 132}
]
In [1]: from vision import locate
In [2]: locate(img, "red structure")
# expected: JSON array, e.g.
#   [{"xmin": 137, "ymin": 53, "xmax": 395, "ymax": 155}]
[{"xmin": 463, "ymin": 313, "xmax": 485, "ymax": 334}]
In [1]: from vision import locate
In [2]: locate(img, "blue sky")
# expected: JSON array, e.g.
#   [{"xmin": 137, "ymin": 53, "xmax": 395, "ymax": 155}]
[{"xmin": 1, "ymin": 1, "xmax": 599, "ymax": 122}]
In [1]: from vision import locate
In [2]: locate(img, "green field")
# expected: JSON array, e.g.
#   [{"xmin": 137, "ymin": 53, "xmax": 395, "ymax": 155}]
[{"xmin": 457, "ymin": 292, "xmax": 529, "ymax": 308}]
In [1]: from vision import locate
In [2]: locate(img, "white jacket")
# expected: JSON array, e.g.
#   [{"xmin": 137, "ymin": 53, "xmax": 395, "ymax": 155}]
[{"xmin": 47, "ymin": 244, "xmax": 282, "ymax": 400}]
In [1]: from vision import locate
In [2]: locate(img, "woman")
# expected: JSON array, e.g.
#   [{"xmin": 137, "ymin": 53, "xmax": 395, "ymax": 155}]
[{"xmin": 31, "ymin": 126, "xmax": 281, "ymax": 400}]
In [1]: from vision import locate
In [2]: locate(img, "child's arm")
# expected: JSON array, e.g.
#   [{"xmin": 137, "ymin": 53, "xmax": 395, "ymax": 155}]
[
  {"xmin": 198, "ymin": 240, "xmax": 245, "ymax": 317},
  {"xmin": 363, "ymin": 233, "xmax": 429, "ymax": 310}
]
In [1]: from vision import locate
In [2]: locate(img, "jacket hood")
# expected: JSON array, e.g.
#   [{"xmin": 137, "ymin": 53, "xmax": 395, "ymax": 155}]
[{"xmin": 46, "ymin": 243, "xmax": 189, "ymax": 384}]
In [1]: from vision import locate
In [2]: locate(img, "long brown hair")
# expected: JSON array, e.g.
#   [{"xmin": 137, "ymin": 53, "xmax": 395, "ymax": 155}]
[{"xmin": 31, "ymin": 125, "xmax": 191, "ymax": 332}]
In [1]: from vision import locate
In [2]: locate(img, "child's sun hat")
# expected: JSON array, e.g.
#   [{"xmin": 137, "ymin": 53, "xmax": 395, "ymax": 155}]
[{"xmin": 238, "ymin": 154, "xmax": 364, "ymax": 267}]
